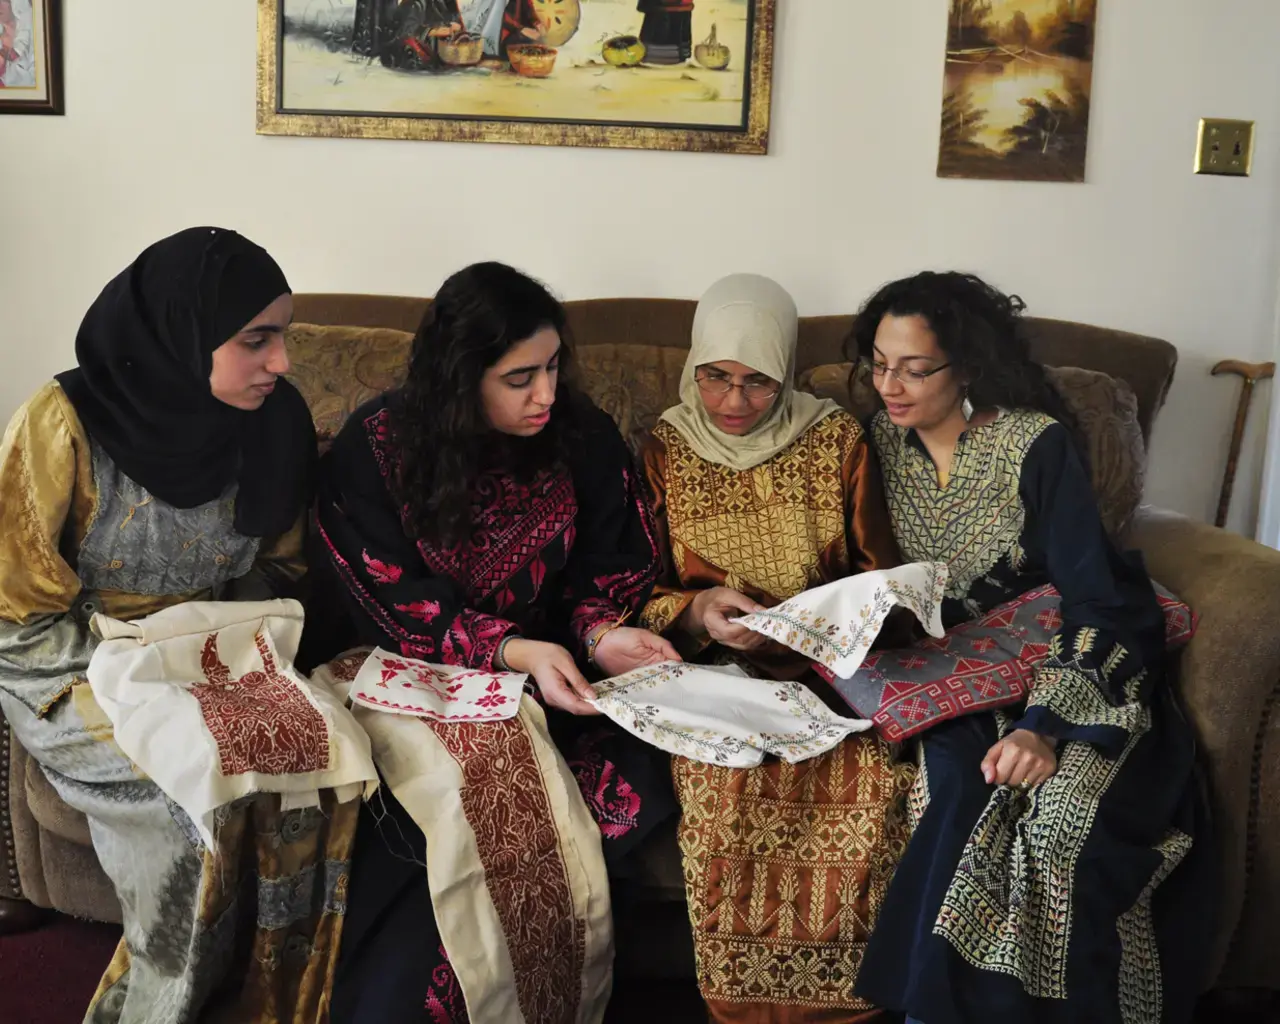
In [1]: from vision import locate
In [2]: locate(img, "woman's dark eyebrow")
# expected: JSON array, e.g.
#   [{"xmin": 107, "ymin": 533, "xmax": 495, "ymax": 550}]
[
  {"xmin": 240, "ymin": 322, "xmax": 287, "ymax": 336},
  {"xmin": 872, "ymin": 346, "xmax": 936, "ymax": 364},
  {"xmin": 501, "ymin": 349, "xmax": 561, "ymax": 378}
]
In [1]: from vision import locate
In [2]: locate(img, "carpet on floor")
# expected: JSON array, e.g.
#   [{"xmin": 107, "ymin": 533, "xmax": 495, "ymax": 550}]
[
  {"xmin": 0, "ymin": 914, "xmax": 120, "ymax": 1024},
  {"xmin": 1, "ymin": 912, "xmax": 1275, "ymax": 1024}
]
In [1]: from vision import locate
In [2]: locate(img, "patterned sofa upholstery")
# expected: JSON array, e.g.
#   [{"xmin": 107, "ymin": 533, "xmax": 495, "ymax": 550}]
[{"xmin": 4, "ymin": 295, "xmax": 1278, "ymax": 997}]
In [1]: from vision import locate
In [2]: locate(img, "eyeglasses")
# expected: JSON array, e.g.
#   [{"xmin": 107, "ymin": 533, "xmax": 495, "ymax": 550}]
[
  {"xmin": 694, "ymin": 374, "xmax": 781, "ymax": 402},
  {"xmin": 862, "ymin": 359, "xmax": 951, "ymax": 385}
]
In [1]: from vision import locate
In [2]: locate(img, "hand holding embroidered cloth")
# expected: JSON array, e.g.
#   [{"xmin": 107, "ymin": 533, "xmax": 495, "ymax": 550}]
[
  {"xmin": 87, "ymin": 599, "xmax": 378, "ymax": 847},
  {"xmin": 730, "ymin": 562, "xmax": 949, "ymax": 677}
]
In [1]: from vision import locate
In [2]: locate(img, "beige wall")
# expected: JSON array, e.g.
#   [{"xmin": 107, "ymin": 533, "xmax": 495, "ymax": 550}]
[{"xmin": 3, "ymin": 0, "xmax": 1279, "ymax": 533}]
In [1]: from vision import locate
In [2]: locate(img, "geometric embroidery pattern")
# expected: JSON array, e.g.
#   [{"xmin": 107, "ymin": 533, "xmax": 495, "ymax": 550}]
[
  {"xmin": 872, "ymin": 410, "xmax": 1053, "ymax": 601},
  {"xmin": 193, "ymin": 630, "xmax": 331, "ymax": 777},
  {"xmin": 932, "ymin": 724, "xmax": 1145, "ymax": 999},
  {"xmin": 674, "ymin": 735, "xmax": 915, "ymax": 1014},
  {"xmin": 363, "ymin": 407, "xmax": 579, "ymax": 603},
  {"xmin": 654, "ymin": 412, "xmax": 857, "ymax": 601},
  {"xmin": 1116, "ymin": 827, "xmax": 1192, "ymax": 1024}
]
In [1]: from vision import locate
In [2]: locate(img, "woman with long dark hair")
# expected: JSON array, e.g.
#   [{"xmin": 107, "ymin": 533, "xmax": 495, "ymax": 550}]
[
  {"xmin": 846, "ymin": 271, "xmax": 1214, "ymax": 1024},
  {"xmin": 314, "ymin": 261, "xmax": 679, "ymax": 1022}
]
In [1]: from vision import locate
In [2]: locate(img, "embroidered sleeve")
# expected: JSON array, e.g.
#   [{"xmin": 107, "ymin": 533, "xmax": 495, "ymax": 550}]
[
  {"xmin": 0, "ymin": 383, "xmax": 100, "ymax": 718},
  {"xmin": 563, "ymin": 406, "xmax": 662, "ymax": 657},
  {"xmin": 635, "ymin": 433, "xmax": 700, "ymax": 636},
  {"xmin": 315, "ymin": 408, "xmax": 518, "ymax": 671},
  {"xmin": 1012, "ymin": 425, "xmax": 1166, "ymax": 755},
  {"xmin": 0, "ymin": 384, "xmax": 88, "ymax": 624}
]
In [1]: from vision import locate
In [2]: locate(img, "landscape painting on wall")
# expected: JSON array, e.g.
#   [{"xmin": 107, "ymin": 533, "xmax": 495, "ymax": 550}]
[
  {"xmin": 258, "ymin": 0, "xmax": 775, "ymax": 154},
  {"xmin": 938, "ymin": 0, "xmax": 1097, "ymax": 182}
]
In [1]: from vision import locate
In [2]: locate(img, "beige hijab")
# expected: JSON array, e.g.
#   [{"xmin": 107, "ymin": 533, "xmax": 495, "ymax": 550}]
[{"xmin": 660, "ymin": 273, "xmax": 840, "ymax": 471}]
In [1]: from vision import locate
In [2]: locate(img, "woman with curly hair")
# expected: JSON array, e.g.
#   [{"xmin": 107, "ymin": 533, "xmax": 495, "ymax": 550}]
[
  {"xmin": 312, "ymin": 261, "xmax": 679, "ymax": 1022},
  {"xmin": 847, "ymin": 271, "xmax": 1214, "ymax": 1024}
]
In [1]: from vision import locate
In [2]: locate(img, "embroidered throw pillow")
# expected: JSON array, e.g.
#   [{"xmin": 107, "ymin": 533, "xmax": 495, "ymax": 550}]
[{"xmin": 822, "ymin": 584, "xmax": 1197, "ymax": 742}]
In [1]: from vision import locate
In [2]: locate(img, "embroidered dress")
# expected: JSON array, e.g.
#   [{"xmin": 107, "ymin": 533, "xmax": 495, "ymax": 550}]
[
  {"xmin": 640, "ymin": 412, "xmax": 917, "ymax": 1023},
  {"xmin": 0, "ymin": 383, "xmax": 345, "ymax": 1024},
  {"xmin": 858, "ymin": 409, "xmax": 1216, "ymax": 1024},
  {"xmin": 313, "ymin": 393, "xmax": 671, "ymax": 1023}
]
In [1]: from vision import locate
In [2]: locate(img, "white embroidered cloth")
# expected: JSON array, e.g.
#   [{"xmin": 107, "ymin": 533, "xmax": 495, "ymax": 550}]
[
  {"xmin": 732, "ymin": 562, "xmax": 949, "ymax": 677},
  {"xmin": 589, "ymin": 662, "xmax": 872, "ymax": 767},
  {"xmin": 350, "ymin": 692, "xmax": 613, "ymax": 1024},
  {"xmin": 88, "ymin": 599, "xmax": 378, "ymax": 848},
  {"xmin": 347, "ymin": 648, "xmax": 527, "ymax": 721}
]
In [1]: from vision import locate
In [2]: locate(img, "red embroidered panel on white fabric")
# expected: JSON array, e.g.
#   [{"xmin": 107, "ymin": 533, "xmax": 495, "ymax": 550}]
[
  {"xmin": 431, "ymin": 717, "xmax": 584, "ymax": 1024},
  {"xmin": 194, "ymin": 631, "xmax": 331, "ymax": 776}
]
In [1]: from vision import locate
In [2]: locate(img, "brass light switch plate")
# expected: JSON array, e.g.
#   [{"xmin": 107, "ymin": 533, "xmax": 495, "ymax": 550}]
[{"xmin": 1195, "ymin": 118, "xmax": 1255, "ymax": 176}]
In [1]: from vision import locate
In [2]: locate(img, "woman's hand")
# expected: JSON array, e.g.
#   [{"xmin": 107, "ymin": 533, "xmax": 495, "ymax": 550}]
[
  {"xmin": 981, "ymin": 729, "xmax": 1058, "ymax": 788},
  {"xmin": 501, "ymin": 639, "xmax": 599, "ymax": 716},
  {"xmin": 684, "ymin": 587, "xmax": 769, "ymax": 651},
  {"xmin": 591, "ymin": 626, "xmax": 681, "ymax": 677}
]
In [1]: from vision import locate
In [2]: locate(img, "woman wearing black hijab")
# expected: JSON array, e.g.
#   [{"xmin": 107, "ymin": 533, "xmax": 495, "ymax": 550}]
[{"xmin": 0, "ymin": 228, "xmax": 338, "ymax": 1022}]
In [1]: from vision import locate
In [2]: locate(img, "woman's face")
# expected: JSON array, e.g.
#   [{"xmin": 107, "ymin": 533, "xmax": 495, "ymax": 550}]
[
  {"xmin": 480, "ymin": 325, "xmax": 561, "ymax": 437},
  {"xmin": 209, "ymin": 293, "xmax": 293, "ymax": 411},
  {"xmin": 870, "ymin": 314, "xmax": 964, "ymax": 432},
  {"xmin": 695, "ymin": 359, "xmax": 781, "ymax": 436}
]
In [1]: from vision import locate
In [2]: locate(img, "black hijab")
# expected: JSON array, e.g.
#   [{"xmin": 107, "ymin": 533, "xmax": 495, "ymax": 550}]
[{"xmin": 56, "ymin": 227, "xmax": 316, "ymax": 538}]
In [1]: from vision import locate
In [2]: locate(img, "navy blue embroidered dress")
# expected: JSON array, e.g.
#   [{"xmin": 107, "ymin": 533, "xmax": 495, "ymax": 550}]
[{"xmin": 857, "ymin": 409, "xmax": 1216, "ymax": 1024}]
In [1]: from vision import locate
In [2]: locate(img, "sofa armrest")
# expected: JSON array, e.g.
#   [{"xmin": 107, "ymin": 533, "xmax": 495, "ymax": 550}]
[
  {"xmin": 1127, "ymin": 506, "xmax": 1280, "ymax": 984},
  {"xmin": 1, "ymin": 716, "xmax": 23, "ymax": 900}
]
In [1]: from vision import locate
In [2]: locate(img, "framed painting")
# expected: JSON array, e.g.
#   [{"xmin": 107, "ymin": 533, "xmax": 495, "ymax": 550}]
[
  {"xmin": 257, "ymin": 0, "xmax": 775, "ymax": 154},
  {"xmin": 0, "ymin": 0, "xmax": 63, "ymax": 115},
  {"xmin": 938, "ymin": 0, "xmax": 1098, "ymax": 182}
]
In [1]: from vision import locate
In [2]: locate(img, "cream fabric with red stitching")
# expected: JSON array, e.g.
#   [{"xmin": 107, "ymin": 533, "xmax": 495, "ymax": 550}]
[{"xmin": 87, "ymin": 598, "xmax": 377, "ymax": 847}]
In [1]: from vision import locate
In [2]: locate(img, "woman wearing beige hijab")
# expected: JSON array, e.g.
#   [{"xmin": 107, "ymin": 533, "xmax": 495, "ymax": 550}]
[{"xmin": 638, "ymin": 273, "xmax": 913, "ymax": 1022}]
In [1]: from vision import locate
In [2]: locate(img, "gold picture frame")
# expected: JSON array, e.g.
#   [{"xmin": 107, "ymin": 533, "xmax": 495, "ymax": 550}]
[
  {"xmin": 937, "ymin": 0, "xmax": 1098, "ymax": 182},
  {"xmin": 256, "ymin": 0, "xmax": 775, "ymax": 155}
]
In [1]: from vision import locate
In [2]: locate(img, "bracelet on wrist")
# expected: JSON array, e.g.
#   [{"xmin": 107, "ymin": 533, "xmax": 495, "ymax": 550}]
[
  {"xmin": 495, "ymin": 635, "xmax": 517, "ymax": 672},
  {"xmin": 585, "ymin": 609, "xmax": 632, "ymax": 664}
]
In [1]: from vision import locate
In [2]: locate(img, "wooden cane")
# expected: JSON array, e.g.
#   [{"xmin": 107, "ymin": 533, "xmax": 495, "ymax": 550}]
[{"xmin": 1211, "ymin": 359, "xmax": 1276, "ymax": 528}]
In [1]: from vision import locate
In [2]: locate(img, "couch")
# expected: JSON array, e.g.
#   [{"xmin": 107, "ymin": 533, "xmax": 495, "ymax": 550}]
[{"xmin": 4, "ymin": 294, "xmax": 1279, "ymax": 1000}]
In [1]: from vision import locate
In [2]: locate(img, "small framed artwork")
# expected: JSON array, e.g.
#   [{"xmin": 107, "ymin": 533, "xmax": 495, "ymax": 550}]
[
  {"xmin": 257, "ymin": 0, "xmax": 776, "ymax": 155},
  {"xmin": 0, "ymin": 0, "xmax": 64, "ymax": 116},
  {"xmin": 937, "ymin": 0, "xmax": 1098, "ymax": 182}
]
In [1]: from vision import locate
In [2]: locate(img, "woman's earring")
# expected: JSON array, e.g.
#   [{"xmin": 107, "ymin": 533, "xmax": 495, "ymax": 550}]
[{"xmin": 961, "ymin": 390, "xmax": 974, "ymax": 421}]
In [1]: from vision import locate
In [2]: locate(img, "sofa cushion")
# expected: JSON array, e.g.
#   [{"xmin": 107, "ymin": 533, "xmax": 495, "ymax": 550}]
[
  {"xmin": 1048, "ymin": 366, "xmax": 1147, "ymax": 536},
  {"xmin": 575, "ymin": 344, "xmax": 689, "ymax": 445},
  {"xmin": 825, "ymin": 583, "xmax": 1197, "ymax": 742},
  {"xmin": 23, "ymin": 749, "xmax": 92, "ymax": 847},
  {"xmin": 284, "ymin": 323, "xmax": 413, "ymax": 447},
  {"xmin": 794, "ymin": 362, "xmax": 1146, "ymax": 537}
]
